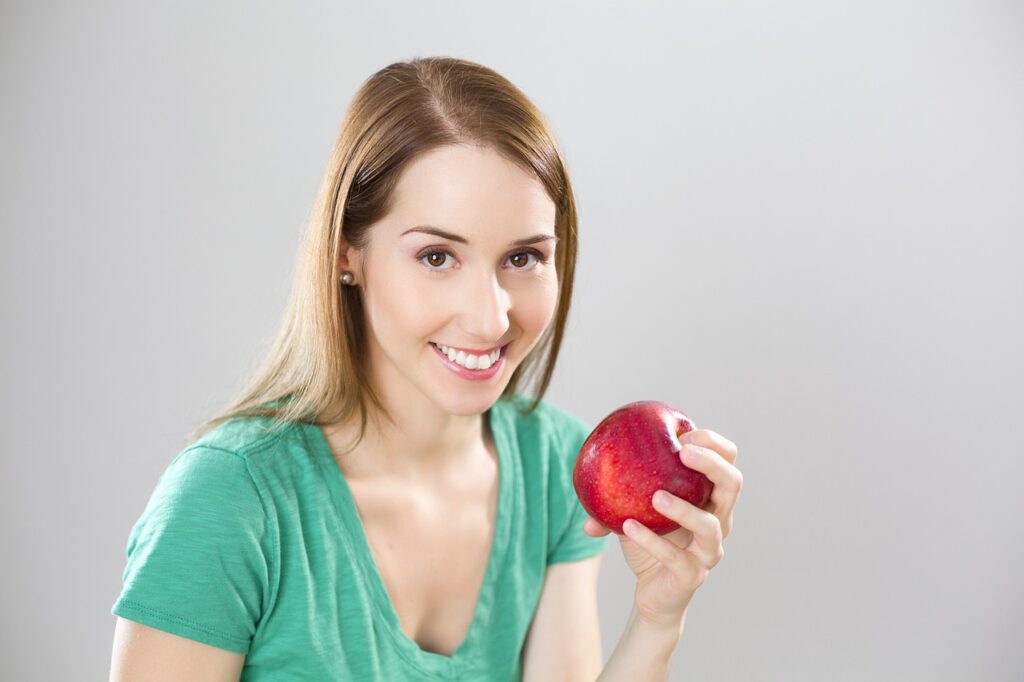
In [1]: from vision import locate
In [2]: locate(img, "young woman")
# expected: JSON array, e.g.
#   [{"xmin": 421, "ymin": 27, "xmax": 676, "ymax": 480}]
[{"xmin": 109, "ymin": 56, "xmax": 743, "ymax": 681}]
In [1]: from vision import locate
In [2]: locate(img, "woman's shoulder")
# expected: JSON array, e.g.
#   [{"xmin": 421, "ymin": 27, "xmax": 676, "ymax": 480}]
[
  {"xmin": 495, "ymin": 391, "xmax": 593, "ymax": 464},
  {"xmin": 154, "ymin": 416, "xmax": 289, "ymax": 503},
  {"xmin": 496, "ymin": 392, "xmax": 591, "ymax": 451},
  {"xmin": 185, "ymin": 413, "xmax": 298, "ymax": 461}
]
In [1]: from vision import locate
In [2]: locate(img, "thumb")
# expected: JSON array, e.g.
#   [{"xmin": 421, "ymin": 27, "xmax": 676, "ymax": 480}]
[{"xmin": 584, "ymin": 516, "xmax": 612, "ymax": 537}]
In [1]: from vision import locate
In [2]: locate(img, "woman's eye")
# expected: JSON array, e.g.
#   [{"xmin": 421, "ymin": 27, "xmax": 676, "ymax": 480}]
[
  {"xmin": 419, "ymin": 249, "xmax": 454, "ymax": 271},
  {"xmin": 417, "ymin": 248, "xmax": 549, "ymax": 273},
  {"xmin": 508, "ymin": 249, "xmax": 545, "ymax": 269}
]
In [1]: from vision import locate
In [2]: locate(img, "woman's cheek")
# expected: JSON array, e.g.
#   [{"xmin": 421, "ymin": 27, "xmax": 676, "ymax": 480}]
[
  {"xmin": 370, "ymin": 265, "xmax": 435, "ymax": 337},
  {"xmin": 525, "ymin": 273, "xmax": 560, "ymax": 332}
]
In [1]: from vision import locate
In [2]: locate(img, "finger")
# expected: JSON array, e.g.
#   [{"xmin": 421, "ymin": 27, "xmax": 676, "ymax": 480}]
[
  {"xmin": 680, "ymin": 428, "xmax": 739, "ymax": 464},
  {"xmin": 651, "ymin": 490, "xmax": 724, "ymax": 567},
  {"xmin": 663, "ymin": 524, "xmax": 694, "ymax": 551},
  {"xmin": 680, "ymin": 444, "xmax": 743, "ymax": 533},
  {"xmin": 584, "ymin": 517, "xmax": 612, "ymax": 537},
  {"xmin": 622, "ymin": 518, "xmax": 706, "ymax": 581}
]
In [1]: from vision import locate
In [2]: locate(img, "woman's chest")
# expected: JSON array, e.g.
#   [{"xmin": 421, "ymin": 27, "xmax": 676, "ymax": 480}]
[{"xmin": 346, "ymin": 461, "xmax": 499, "ymax": 657}]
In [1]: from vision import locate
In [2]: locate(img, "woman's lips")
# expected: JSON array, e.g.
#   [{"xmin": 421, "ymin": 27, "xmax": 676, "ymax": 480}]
[
  {"xmin": 429, "ymin": 342, "xmax": 507, "ymax": 380},
  {"xmin": 431, "ymin": 342, "xmax": 507, "ymax": 356}
]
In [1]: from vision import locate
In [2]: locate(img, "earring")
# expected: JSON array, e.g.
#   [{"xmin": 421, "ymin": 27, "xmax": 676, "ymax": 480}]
[{"xmin": 340, "ymin": 271, "xmax": 354, "ymax": 286}]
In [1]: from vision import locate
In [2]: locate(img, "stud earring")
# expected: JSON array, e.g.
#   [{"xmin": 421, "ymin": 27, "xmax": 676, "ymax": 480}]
[{"xmin": 340, "ymin": 271, "xmax": 354, "ymax": 285}]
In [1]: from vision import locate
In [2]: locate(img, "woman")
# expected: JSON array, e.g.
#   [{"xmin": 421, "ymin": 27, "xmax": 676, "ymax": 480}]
[{"xmin": 109, "ymin": 56, "xmax": 743, "ymax": 681}]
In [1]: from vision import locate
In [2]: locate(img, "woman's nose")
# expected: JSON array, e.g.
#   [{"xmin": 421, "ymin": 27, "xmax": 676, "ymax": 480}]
[{"xmin": 461, "ymin": 270, "xmax": 511, "ymax": 342}]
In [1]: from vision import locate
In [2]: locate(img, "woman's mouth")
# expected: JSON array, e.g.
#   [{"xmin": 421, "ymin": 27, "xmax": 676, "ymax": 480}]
[{"xmin": 429, "ymin": 342, "xmax": 508, "ymax": 381}]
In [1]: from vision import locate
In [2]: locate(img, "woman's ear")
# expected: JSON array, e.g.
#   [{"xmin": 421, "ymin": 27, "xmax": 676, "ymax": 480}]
[{"xmin": 338, "ymin": 242, "xmax": 362, "ymax": 284}]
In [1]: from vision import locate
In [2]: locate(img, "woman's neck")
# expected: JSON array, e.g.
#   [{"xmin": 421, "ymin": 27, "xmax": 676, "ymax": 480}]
[{"xmin": 318, "ymin": 400, "xmax": 491, "ymax": 482}]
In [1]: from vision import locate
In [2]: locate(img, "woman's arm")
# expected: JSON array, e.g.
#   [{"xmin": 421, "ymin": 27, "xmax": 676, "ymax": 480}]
[
  {"xmin": 520, "ymin": 556, "xmax": 687, "ymax": 682},
  {"xmin": 521, "ymin": 555, "xmax": 604, "ymax": 681},
  {"xmin": 110, "ymin": 617, "xmax": 244, "ymax": 682},
  {"xmin": 595, "ymin": 606, "xmax": 686, "ymax": 681}
]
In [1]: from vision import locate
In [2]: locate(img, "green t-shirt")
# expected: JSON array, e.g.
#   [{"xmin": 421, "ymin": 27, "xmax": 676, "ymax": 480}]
[{"xmin": 111, "ymin": 394, "xmax": 609, "ymax": 680}]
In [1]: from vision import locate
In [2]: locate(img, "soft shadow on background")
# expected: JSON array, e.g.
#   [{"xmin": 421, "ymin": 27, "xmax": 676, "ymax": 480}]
[{"xmin": 1, "ymin": 2, "xmax": 1021, "ymax": 680}]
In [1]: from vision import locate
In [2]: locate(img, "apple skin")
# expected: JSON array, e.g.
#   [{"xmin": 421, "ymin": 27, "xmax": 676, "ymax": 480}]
[{"xmin": 573, "ymin": 400, "xmax": 714, "ymax": 535}]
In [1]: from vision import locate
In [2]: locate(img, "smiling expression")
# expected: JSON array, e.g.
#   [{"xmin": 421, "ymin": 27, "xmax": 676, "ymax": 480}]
[{"xmin": 345, "ymin": 144, "xmax": 561, "ymax": 416}]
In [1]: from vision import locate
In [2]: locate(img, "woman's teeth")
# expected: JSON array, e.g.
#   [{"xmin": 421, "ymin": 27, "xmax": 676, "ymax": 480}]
[{"xmin": 433, "ymin": 343, "xmax": 501, "ymax": 370}]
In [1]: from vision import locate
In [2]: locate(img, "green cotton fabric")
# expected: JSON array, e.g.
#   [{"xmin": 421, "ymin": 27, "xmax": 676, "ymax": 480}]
[{"xmin": 111, "ymin": 394, "xmax": 609, "ymax": 680}]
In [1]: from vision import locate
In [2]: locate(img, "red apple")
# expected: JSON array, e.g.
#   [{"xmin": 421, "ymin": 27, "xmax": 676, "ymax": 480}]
[{"xmin": 573, "ymin": 400, "xmax": 714, "ymax": 535}]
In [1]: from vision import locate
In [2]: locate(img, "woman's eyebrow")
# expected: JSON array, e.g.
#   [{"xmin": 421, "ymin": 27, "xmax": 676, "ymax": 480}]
[{"xmin": 401, "ymin": 225, "xmax": 558, "ymax": 246}]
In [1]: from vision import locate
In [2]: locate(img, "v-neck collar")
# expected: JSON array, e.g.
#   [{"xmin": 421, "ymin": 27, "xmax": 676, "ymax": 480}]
[{"xmin": 301, "ymin": 398, "xmax": 514, "ymax": 676}]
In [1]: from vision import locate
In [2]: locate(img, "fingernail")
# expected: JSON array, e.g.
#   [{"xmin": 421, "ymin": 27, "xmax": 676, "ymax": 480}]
[{"xmin": 653, "ymin": 490, "xmax": 670, "ymax": 508}]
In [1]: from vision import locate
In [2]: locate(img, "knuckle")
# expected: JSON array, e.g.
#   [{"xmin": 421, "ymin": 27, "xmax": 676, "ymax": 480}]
[{"xmin": 701, "ymin": 513, "xmax": 721, "ymax": 541}]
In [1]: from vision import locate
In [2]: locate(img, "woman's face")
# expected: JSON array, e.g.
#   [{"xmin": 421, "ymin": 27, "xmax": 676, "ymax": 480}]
[{"xmin": 349, "ymin": 144, "xmax": 560, "ymax": 418}]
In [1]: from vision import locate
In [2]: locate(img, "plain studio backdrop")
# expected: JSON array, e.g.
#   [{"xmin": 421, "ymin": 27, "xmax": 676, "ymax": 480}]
[{"xmin": 2, "ymin": 1, "xmax": 1021, "ymax": 680}]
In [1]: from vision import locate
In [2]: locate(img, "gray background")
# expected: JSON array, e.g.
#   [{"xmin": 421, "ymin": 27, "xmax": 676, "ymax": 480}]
[{"xmin": 2, "ymin": 1, "xmax": 1021, "ymax": 680}]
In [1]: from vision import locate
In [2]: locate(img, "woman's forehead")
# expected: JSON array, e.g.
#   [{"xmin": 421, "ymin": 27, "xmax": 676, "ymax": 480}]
[{"xmin": 381, "ymin": 147, "xmax": 557, "ymax": 242}]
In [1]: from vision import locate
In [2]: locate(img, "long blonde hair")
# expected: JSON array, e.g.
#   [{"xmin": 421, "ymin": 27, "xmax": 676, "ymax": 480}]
[{"xmin": 185, "ymin": 56, "xmax": 581, "ymax": 450}]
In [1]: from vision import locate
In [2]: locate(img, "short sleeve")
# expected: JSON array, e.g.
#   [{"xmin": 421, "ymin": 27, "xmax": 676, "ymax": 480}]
[
  {"xmin": 111, "ymin": 445, "xmax": 272, "ymax": 655},
  {"xmin": 546, "ymin": 411, "xmax": 611, "ymax": 565}
]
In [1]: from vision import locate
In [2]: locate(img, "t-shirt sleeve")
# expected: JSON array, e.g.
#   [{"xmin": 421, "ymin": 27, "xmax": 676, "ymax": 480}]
[
  {"xmin": 110, "ymin": 445, "xmax": 272, "ymax": 655},
  {"xmin": 546, "ymin": 410, "xmax": 611, "ymax": 565}
]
